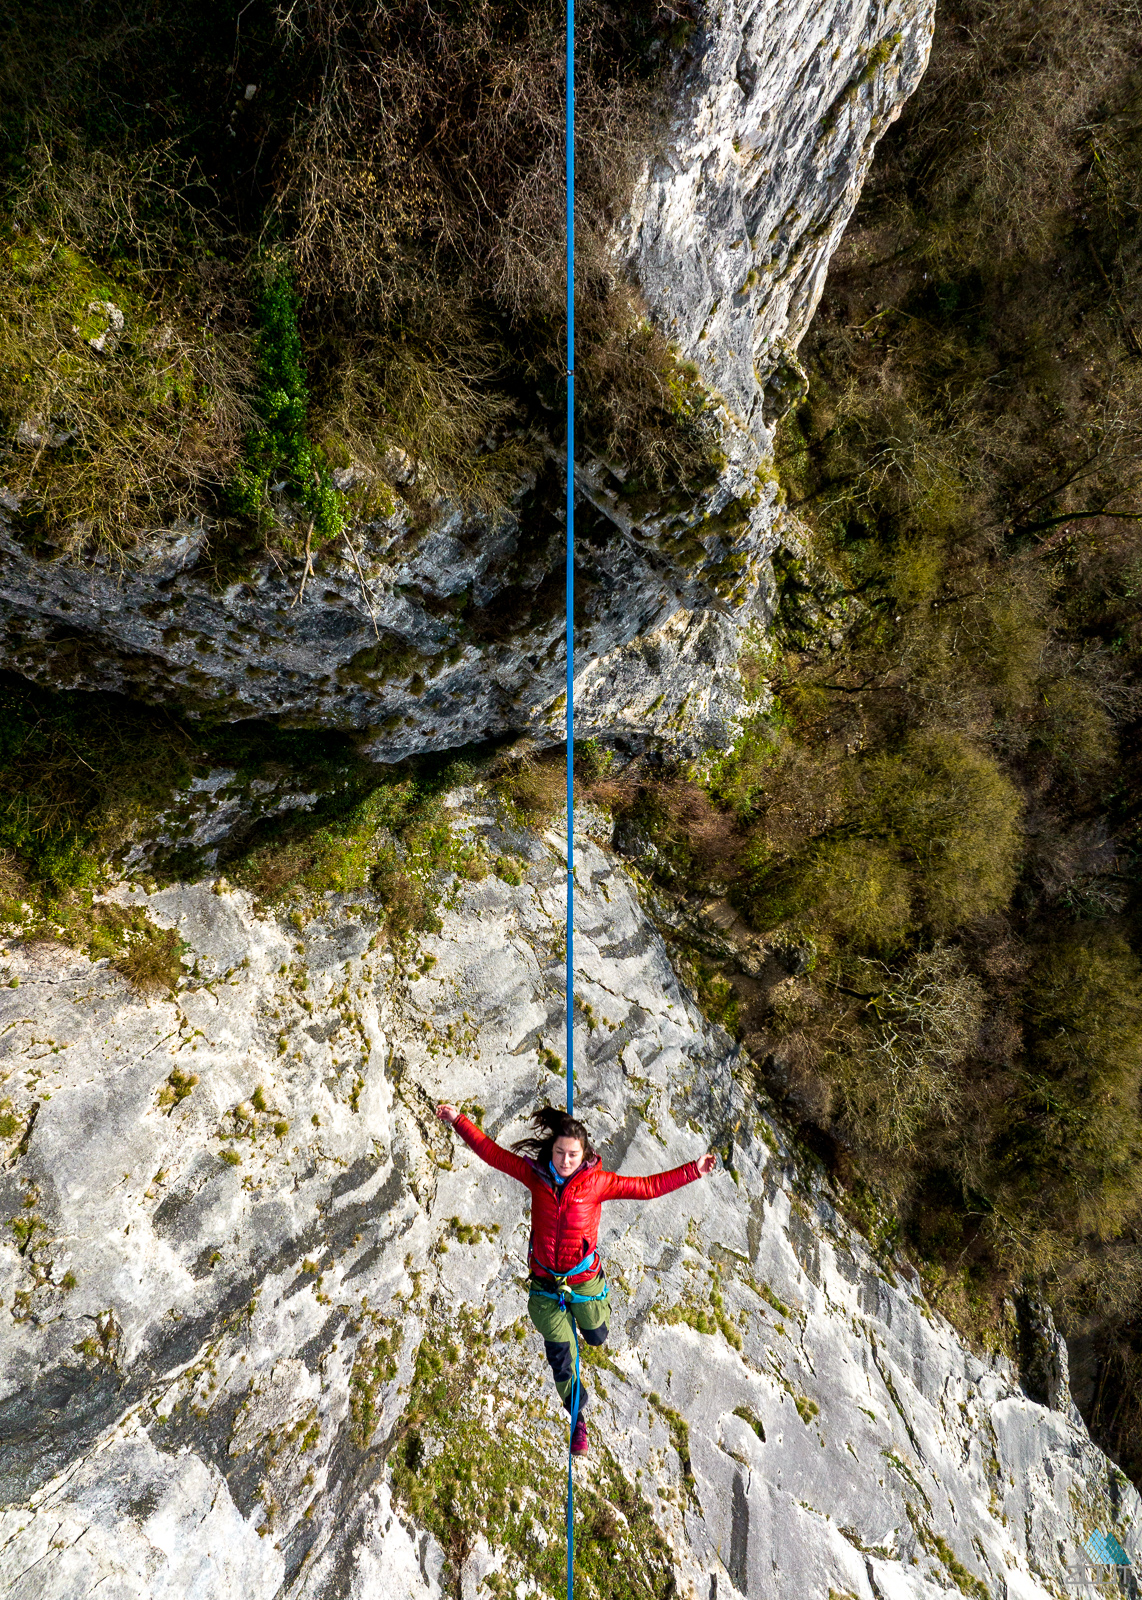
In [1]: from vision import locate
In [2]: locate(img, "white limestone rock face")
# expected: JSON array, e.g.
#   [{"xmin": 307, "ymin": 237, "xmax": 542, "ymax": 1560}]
[
  {"xmin": 563, "ymin": 605, "xmax": 757, "ymax": 761},
  {"xmin": 0, "ymin": 1433, "xmax": 283, "ymax": 1600},
  {"xmin": 624, "ymin": 0, "xmax": 935, "ymax": 436},
  {"xmin": 0, "ymin": 795, "xmax": 1135, "ymax": 1600}
]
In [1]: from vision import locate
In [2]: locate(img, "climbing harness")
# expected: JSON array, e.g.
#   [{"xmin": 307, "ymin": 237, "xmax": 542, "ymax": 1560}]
[
  {"xmin": 528, "ymin": 1247, "xmax": 606, "ymax": 1295},
  {"xmin": 564, "ymin": 0, "xmax": 579, "ymax": 1593}
]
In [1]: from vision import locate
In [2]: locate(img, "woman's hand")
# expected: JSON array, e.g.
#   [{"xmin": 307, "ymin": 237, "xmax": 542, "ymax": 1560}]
[
  {"xmin": 436, "ymin": 1103, "xmax": 459, "ymax": 1126},
  {"xmin": 697, "ymin": 1152, "xmax": 717, "ymax": 1177}
]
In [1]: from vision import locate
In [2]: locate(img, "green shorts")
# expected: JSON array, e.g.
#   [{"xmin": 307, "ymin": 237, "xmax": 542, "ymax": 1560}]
[{"xmin": 527, "ymin": 1273, "xmax": 610, "ymax": 1344}]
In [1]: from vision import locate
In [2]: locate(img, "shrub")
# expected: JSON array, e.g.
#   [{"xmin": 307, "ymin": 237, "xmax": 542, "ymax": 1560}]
[
  {"xmin": 231, "ymin": 263, "xmax": 345, "ymax": 543},
  {"xmin": 314, "ymin": 301, "xmax": 533, "ymax": 512},
  {"xmin": 115, "ymin": 920, "xmax": 186, "ymax": 994},
  {"xmin": 0, "ymin": 237, "xmax": 252, "ymax": 555},
  {"xmin": 754, "ymin": 838, "xmax": 913, "ymax": 954},
  {"xmin": 860, "ymin": 732, "xmax": 1022, "ymax": 935},
  {"xmin": 0, "ymin": 672, "xmax": 194, "ymax": 890},
  {"xmin": 4, "ymin": 0, "xmax": 714, "ymax": 546},
  {"xmin": 972, "ymin": 583, "xmax": 1049, "ymax": 722},
  {"xmin": 495, "ymin": 758, "xmax": 566, "ymax": 824},
  {"xmin": 828, "ymin": 945, "xmax": 984, "ymax": 1156},
  {"xmin": 1030, "ymin": 674, "xmax": 1116, "ymax": 780},
  {"xmin": 607, "ymin": 773, "xmax": 743, "ymax": 889},
  {"xmin": 233, "ymin": 780, "xmax": 449, "ymax": 921},
  {"xmin": 996, "ymin": 929, "xmax": 1142, "ymax": 1240},
  {"xmin": 272, "ymin": 0, "xmax": 662, "ymax": 319},
  {"xmin": 740, "ymin": 732, "xmax": 1021, "ymax": 948},
  {"xmin": 708, "ymin": 706, "xmax": 787, "ymax": 819}
]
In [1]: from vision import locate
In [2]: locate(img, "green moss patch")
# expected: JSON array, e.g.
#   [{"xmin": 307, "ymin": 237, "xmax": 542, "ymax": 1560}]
[
  {"xmin": 916, "ymin": 1525, "xmax": 990, "ymax": 1600},
  {"xmin": 654, "ymin": 1278, "xmax": 743, "ymax": 1352},
  {"xmin": 390, "ymin": 1315, "xmax": 677, "ymax": 1600}
]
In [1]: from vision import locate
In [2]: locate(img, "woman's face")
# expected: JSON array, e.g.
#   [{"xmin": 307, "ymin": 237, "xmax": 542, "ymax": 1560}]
[{"xmin": 552, "ymin": 1136, "xmax": 585, "ymax": 1178}]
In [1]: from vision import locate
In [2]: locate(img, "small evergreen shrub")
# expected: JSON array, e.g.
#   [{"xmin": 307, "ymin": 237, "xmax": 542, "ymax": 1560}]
[{"xmin": 231, "ymin": 264, "xmax": 344, "ymax": 543}]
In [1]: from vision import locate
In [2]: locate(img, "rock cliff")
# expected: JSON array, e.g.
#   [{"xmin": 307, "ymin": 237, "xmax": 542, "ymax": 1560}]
[
  {"xmin": 623, "ymin": 0, "xmax": 933, "ymax": 433},
  {"xmin": 0, "ymin": 794, "xmax": 1137, "ymax": 1599},
  {"xmin": 0, "ymin": 0, "xmax": 933, "ymax": 762},
  {"xmin": 7, "ymin": 4, "xmax": 1138, "ymax": 1597}
]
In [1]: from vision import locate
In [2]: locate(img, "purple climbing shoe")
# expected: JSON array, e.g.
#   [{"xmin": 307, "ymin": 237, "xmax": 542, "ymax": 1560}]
[{"xmin": 570, "ymin": 1415, "xmax": 589, "ymax": 1456}]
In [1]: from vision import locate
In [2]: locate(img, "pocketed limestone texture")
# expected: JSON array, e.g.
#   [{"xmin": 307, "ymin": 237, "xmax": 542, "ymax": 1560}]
[
  {"xmin": 0, "ymin": 421, "xmax": 776, "ymax": 765},
  {"xmin": 0, "ymin": 795, "xmax": 1134, "ymax": 1599}
]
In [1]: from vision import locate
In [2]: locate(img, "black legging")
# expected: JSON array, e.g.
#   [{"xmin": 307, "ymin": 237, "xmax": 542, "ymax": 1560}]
[{"xmin": 544, "ymin": 1323, "xmax": 609, "ymax": 1410}]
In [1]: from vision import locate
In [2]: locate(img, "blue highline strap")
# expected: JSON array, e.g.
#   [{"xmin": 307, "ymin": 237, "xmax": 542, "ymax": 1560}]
[
  {"xmin": 564, "ymin": 0, "xmax": 575, "ymax": 1131},
  {"xmin": 564, "ymin": 5, "xmax": 576, "ymax": 1600},
  {"xmin": 567, "ymin": 1320, "xmax": 580, "ymax": 1583},
  {"xmin": 530, "ymin": 1280, "xmax": 608, "ymax": 1305}
]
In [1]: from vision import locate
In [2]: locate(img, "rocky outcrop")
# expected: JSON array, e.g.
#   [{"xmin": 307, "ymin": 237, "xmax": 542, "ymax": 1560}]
[
  {"xmin": 624, "ymin": 0, "xmax": 934, "ymax": 434},
  {"xmin": 0, "ymin": 420, "xmax": 775, "ymax": 765},
  {"xmin": 1, "ymin": 793, "xmax": 1136, "ymax": 1599},
  {"xmin": 0, "ymin": 0, "xmax": 932, "ymax": 757}
]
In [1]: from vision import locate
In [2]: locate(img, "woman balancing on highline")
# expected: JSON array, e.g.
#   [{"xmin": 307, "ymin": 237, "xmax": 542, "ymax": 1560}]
[{"xmin": 435, "ymin": 1102, "xmax": 717, "ymax": 1456}]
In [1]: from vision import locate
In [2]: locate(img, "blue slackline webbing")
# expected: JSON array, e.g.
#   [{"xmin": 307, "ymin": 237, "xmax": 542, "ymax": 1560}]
[
  {"xmin": 564, "ymin": 0, "xmax": 576, "ymax": 1132},
  {"xmin": 564, "ymin": 1, "xmax": 577, "ymax": 1598}
]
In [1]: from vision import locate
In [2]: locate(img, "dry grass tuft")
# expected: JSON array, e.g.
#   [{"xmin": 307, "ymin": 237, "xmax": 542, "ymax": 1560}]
[
  {"xmin": 0, "ymin": 237, "xmax": 253, "ymax": 555},
  {"xmin": 113, "ymin": 918, "xmax": 186, "ymax": 994},
  {"xmin": 494, "ymin": 755, "xmax": 567, "ymax": 824},
  {"xmin": 314, "ymin": 301, "xmax": 536, "ymax": 513},
  {"xmin": 272, "ymin": 0, "xmax": 664, "ymax": 321}
]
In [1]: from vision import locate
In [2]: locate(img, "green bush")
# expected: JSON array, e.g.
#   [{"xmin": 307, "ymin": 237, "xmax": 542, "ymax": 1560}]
[
  {"xmin": 861, "ymin": 732, "xmax": 1023, "ymax": 934},
  {"xmin": 752, "ymin": 837, "xmax": 913, "ymax": 954},
  {"xmin": 231, "ymin": 264, "xmax": 344, "ymax": 543},
  {"xmin": 997, "ymin": 929, "xmax": 1142, "ymax": 1240},
  {"xmin": 708, "ymin": 704, "xmax": 787, "ymax": 819},
  {"xmin": 1030, "ymin": 675, "xmax": 1116, "ymax": 780},
  {"xmin": 740, "ymin": 732, "xmax": 1021, "ymax": 949}
]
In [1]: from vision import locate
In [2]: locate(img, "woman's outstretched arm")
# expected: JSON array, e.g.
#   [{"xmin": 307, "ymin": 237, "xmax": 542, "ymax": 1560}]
[
  {"xmin": 437, "ymin": 1105, "xmax": 535, "ymax": 1187},
  {"xmin": 600, "ymin": 1150, "xmax": 716, "ymax": 1201}
]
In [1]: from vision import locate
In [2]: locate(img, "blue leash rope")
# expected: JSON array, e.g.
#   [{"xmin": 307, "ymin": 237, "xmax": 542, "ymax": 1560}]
[
  {"xmin": 530, "ymin": 1270, "xmax": 607, "ymax": 1600},
  {"xmin": 564, "ymin": 2, "xmax": 576, "ymax": 1595}
]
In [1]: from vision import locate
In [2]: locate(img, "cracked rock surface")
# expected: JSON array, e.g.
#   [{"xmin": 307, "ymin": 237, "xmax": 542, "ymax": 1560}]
[
  {"xmin": 0, "ymin": 427, "xmax": 776, "ymax": 766},
  {"xmin": 0, "ymin": 795, "xmax": 1135, "ymax": 1599}
]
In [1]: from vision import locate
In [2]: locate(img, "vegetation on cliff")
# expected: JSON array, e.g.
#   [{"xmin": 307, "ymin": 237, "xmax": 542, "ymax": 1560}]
[
  {"xmin": 0, "ymin": 0, "xmax": 713, "ymax": 562},
  {"xmin": 2, "ymin": 0, "xmax": 1141, "ymax": 1505}
]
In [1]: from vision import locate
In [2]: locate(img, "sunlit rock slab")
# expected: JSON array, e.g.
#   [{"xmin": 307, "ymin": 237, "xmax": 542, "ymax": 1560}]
[{"xmin": 0, "ymin": 797, "xmax": 1134, "ymax": 1599}]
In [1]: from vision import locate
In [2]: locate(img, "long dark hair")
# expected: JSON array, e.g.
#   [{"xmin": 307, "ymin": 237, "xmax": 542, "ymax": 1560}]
[{"xmin": 511, "ymin": 1104, "xmax": 597, "ymax": 1169}]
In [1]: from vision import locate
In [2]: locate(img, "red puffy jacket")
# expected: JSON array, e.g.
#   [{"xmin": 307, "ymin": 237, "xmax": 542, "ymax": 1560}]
[{"xmin": 452, "ymin": 1113, "xmax": 702, "ymax": 1285}]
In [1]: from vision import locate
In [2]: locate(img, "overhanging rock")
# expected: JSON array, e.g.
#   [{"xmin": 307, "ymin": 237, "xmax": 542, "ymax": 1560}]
[{"xmin": 0, "ymin": 0, "xmax": 933, "ymax": 757}]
